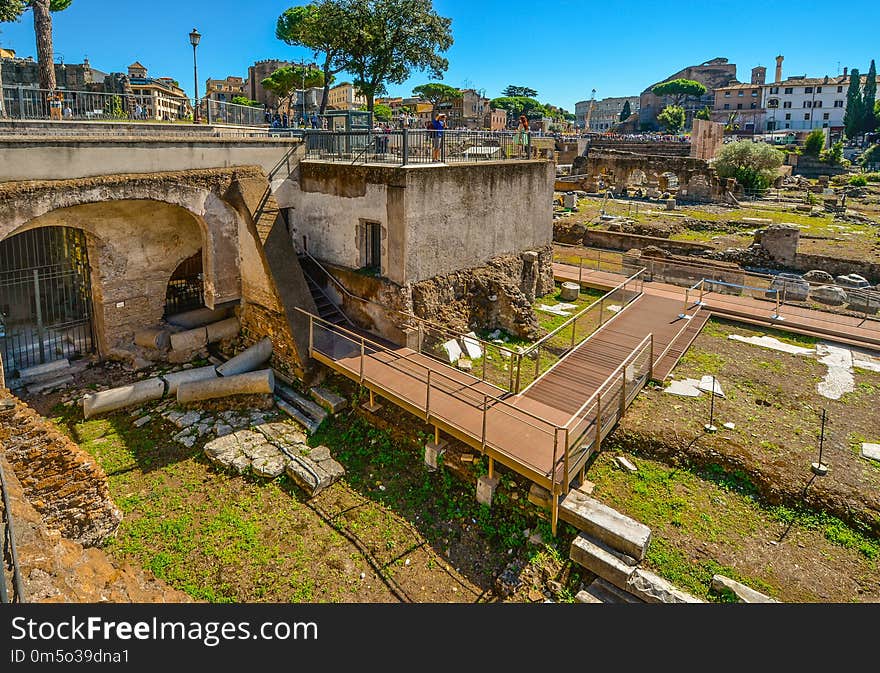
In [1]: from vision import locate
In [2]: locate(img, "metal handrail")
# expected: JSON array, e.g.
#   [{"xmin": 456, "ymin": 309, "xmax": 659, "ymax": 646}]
[
  {"xmin": 563, "ymin": 333, "xmax": 654, "ymax": 431},
  {"xmin": 301, "ymin": 308, "xmax": 559, "ymax": 433},
  {"xmin": 0, "ymin": 455, "xmax": 26, "ymax": 604},
  {"xmin": 522, "ymin": 267, "xmax": 646, "ymax": 357}
]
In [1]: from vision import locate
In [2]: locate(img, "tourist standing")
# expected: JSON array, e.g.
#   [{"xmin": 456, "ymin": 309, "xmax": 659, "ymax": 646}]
[
  {"xmin": 431, "ymin": 113, "xmax": 446, "ymax": 162},
  {"xmin": 515, "ymin": 115, "xmax": 531, "ymax": 158}
]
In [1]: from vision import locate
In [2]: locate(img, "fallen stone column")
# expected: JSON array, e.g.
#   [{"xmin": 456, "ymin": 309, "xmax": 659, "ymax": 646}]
[
  {"xmin": 177, "ymin": 369, "xmax": 274, "ymax": 404},
  {"xmin": 161, "ymin": 365, "xmax": 219, "ymax": 396},
  {"xmin": 166, "ymin": 305, "xmax": 232, "ymax": 329},
  {"xmin": 169, "ymin": 327, "xmax": 208, "ymax": 352},
  {"xmin": 216, "ymin": 337, "xmax": 273, "ymax": 377},
  {"xmin": 134, "ymin": 328, "xmax": 171, "ymax": 351},
  {"xmin": 206, "ymin": 317, "xmax": 240, "ymax": 343},
  {"xmin": 83, "ymin": 378, "xmax": 166, "ymax": 420}
]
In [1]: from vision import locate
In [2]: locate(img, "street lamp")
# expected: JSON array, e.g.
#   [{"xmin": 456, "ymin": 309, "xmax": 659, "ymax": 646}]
[{"xmin": 189, "ymin": 28, "xmax": 201, "ymax": 124}]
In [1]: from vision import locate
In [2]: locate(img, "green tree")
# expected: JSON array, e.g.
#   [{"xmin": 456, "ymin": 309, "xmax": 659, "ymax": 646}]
[
  {"xmin": 371, "ymin": 103, "xmax": 392, "ymax": 121},
  {"xmin": 695, "ymin": 105, "xmax": 711, "ymax": 121},
  {"xmin": 501, "ymin": 85, "xmax": 537, "ymax": 98},
  {"xmin": 261, "ymin": 64, "xmax": 324, "ymax": 118},
  {"xmin": 714, "ymin": 140, "xmax": 784, "ymax": 193},
  {"xmin": 341, "ymin": 0, "xmax": 453, "ymax": 112},
  {"xmin": 862, "ymin": 59, "xmax": 877, "ymax": 133},
  {"xmin": 657, "ymin": 104, "xmax": 686, "ymax": 133},
  {"xmin": 412, "ymin": 82, "xmax": 459, "ymax": 118},
  {"xmin": 619, "ymin": 100, "xmax": 631, "ymax": 122},
  {"xmin": 489, "ymin": 96, "xmax": 548, "ymax": 126},
  {"xmin": 652, "ymin": 78, "xmax": 707, "ymax": 106},
  {"xmin": 231, "ymin": 96, "xmax": 261, "ymax": 107},
  {"xmin": 0, "ymin": 0, "xmax": 72, "ymax": 99},
  {"xmin": 276, "ymin": 1, "xmax": 351, "ymax": 115},
  {"xmin": 803, "ymin": 128, "xmax": 825, "ymax": 156},
  {"xmin": 819, "ymin": 140, "xmax": 844, "ymax": 165},
  {"xmin": 861, "ymin": 144, "xmax": 879, "ymax": 167},
  {"xmin": 844, "ymin": 68, "xmax": 864, "ymax": 139}
]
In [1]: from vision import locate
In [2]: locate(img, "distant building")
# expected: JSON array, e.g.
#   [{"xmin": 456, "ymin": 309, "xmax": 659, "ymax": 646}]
[
  {"xmin": 127, "ymin": 62, "xmax": 191, "ymax": 121},
  {"xmin": 485, "ymin": 107, "xmax": 507, "ymax": 131},
  {"xmin": 1, "ymin": 55, "xmax": 108, "ymax": 91},
  {"xmin": 0, "ymin": 47, "xmax": 15, "ymax": 59},
  {"xmin": 575, "ymin": 96, "xmax": 640, "ymax": 132},
  {"xmin": 206, "ymin": 75, "xmax": 247, "ymax": 103},
  {"xmin": 443, "ymin": 89, "xmax": 488, "ymax": 129},
  {"xmin": 247, "ymin": 59, "xmax": 293, "ymax": 109},
  {"xmin": 327, "ymin": 82, "xmax": 367, "ymax": 111},
  {"xmin": 640, "ymin": 57, "xmax": 738, "ymax": 130}
]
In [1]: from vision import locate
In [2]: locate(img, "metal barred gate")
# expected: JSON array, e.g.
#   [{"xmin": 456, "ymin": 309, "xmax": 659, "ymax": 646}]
[{"xmin": 0, "ymin": 227, "xmax": 96, "ymax": 377}]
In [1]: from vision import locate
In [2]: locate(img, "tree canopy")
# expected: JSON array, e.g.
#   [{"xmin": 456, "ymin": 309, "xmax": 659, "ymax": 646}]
[
  {"xmin": 657, "ymin": 104, "xmax": 686, "ymax": 133},
  {"xmin": 489, "ymin": 96, "xmax": 547, "ymax": 123},
  {"xmin": 276, "ymin": 1, "xmax": 352, "ymax": 114},
  {"xmin": 652, "ymin": 78, "xmax": 707, "ymax": 105},
  {"xmin": 863, "ymin": 60, "xmax": 877, "ymax": 134},
  {"xmin": 695, "ymin": 105, "xmax": 711, "ymax": 121},
  {"xmin": 412, "ymin": 82, "xmax": 459, "ymax": 117},
  {"xmin": 341, "ymin": 0, "xmax": 453, "ymax": 112},
  {"xmin": 501, "ymin": 85, "xmax": 537, "ymax": 98},
  {"xmin": 261, "ymin": 64, "xmax": 324, "ymax": 116},
  {"xmin": 844, "ymin": 68, "xmax": 864, "ymax": 139},
  {"xmin": 231, "ymin": 96, "xmax": 262, "ymax": 107},
  {"xmin": 714, "ymin": 140, "xmax": 784, "ymax": 192},
  {"xmin": 1, "ymin": 0, "xmax": 72, "ymax": 94},
  {"xmin": 803, "ymin": 128, "xmax": 825, "ymax": 156}
]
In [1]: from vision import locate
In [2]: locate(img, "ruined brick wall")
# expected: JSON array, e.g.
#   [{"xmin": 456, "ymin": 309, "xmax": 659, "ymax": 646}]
[
  {"xmin": 0, "ymin": 392, "xmax": 122, "ymax": 547},
  {"xmin": 237, "ymin": 303, "xmax": 305, "ymax": 380}
]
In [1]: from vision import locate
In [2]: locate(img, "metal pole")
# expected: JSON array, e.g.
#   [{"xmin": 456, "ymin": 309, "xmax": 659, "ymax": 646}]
[
  {"xmin": 481, "ymin": 395, "xmax": 488, "ymax": 451},
  {"xmin": 192, "ymin": 44, "xmax": 200, "ymax": 124},
  {"xmin": 360, "ymin": 338, "xmax": 365, "ymax": 382},
  {"xmin": 33, "ymin": 269, "xmax": 45, "ymax": 364},
  {"xmin": 705, "ymin": 375, "xmax": 717, "ymax": 432},
  {"xmin": 818, "ymin": 408, "xmax": 826, "ymax": 465},
  {"xmin": 534, "ymin": 346, "xmax": 541, "ymax": 378},
  {"xmin": 425, "ymin": 370, "xmax": 432, "ymax": 419}
]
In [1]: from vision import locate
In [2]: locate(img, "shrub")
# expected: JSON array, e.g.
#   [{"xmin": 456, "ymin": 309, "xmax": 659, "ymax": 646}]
[
  {"xmin": 861, "ymin": 144, "xmax": 879, "ymax": 166},
  {"xmin": 803, "ymin": 129, "xmax": 825, "ymax": 156},
  {"xmin": 714, "ymin": 140, "xmax": 785, "ymax": 193},
  {"xmin": 849, "ymin": 175, "xmax": 868, "ymax": 187}
]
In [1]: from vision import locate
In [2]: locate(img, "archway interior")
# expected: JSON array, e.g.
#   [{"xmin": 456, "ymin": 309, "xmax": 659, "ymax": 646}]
[
  {"xmin": 165, "ymin": 250, "xmax": 205, "ymax": 317},
  {"xmin": 0, "ymin": 226, "xmax": 95, "ymax": 376}
]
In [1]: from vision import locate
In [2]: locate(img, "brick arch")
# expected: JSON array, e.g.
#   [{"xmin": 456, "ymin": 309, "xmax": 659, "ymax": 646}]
[{"xmin": 0, "ymin": 179, "xmax": 242, "ymax": 309}]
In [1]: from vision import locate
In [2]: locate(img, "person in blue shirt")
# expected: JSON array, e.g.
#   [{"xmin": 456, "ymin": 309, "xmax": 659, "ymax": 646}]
[{"xmin": 430, "ymin": 113, "xmax": 446, "ymax": 162}]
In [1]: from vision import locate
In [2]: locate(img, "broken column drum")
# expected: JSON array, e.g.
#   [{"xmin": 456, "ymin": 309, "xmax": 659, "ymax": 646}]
[
  {"xmin": 217, "ymin": 337, "xmax": 273, "ymax": 377},
  {"xmin": 83, "ymin": 378, "xmax": 166, "ymax": 419},
  {"xmin": 560, "ymin": 282, "xmax": 580, "ymax": 302},
  {"xmin": 177, "ymin": 369, "xmax": 275, "ymax": 404}
]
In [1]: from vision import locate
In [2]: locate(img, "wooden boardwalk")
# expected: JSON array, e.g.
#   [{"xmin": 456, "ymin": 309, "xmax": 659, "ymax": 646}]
[{"xmin": 554, "ymin": 263, "xmax": 880, "ymax": 350}]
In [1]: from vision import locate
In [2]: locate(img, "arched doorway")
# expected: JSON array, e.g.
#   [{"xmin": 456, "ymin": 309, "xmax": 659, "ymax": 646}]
[
  {"xmin": 0, "ymin": 226, "xmax": 95, "ymax": 376},
  {"xmin": 165, "ymin": 250, "xmax": 205, "ymax": 317}
]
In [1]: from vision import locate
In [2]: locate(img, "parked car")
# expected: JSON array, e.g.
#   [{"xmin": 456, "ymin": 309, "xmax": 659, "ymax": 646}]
[
  {"xmin": 767, "ymin": 273, "xmax": 809, "ymax": 301},
  {"xmin": 835, "ymin": 274, "xmax": 871, "ymax": 289}
]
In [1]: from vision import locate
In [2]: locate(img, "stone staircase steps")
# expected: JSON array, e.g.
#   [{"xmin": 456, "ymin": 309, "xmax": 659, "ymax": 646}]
[
  {"xmin": 560, "ymin": 490, "xmax": 651, "ymax": 561},
  {"xmin": 274, "ymin": 382, "xmax": 329, "ymax": 434},
  {"xmin": 583, "ymin": 578, "xmax": 646, "ymax": 604}
]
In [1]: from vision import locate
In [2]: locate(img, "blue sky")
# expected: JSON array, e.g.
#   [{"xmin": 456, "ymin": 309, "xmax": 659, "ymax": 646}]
[{"xmin": 1, "ymin": 0, "xmax": 877, "ymax": 110}]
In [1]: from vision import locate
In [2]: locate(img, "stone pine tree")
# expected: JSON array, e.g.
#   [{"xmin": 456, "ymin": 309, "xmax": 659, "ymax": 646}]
[
  {"xmin": 340, "ymin": 0, "xmax": 453, "ymax": 112},
  {"xmin": 619, "ymin": 99, "xmax": 631, "ymax": 122},
  {"xmin": 412, "ymin": 82, "xmax": 459, "ymax": 120},
  {"xmin": 844, "ymin": 68, "xmax": 864, "ymax": 139},
  {"xmin": 276, "ymin": 1, "xmax": 353, "ymax": 115},
  {"xmin": 862, "ymin": 60, "xmax": 877, "ymax": 134},
  {"xmin": 0, "ymin": 0, "xmax": 72, "ymax": 95}
]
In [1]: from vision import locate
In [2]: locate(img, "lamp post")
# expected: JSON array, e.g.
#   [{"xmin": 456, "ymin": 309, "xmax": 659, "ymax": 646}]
[{"xmin": 189, "ymin": 28, "xmax": 201, "ymax": 124}]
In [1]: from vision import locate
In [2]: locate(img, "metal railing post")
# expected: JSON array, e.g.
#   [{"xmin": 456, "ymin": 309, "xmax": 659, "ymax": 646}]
[
  {"xmin": 417, "ymin": 322, "xmax": 424, "ymax": 353},
  {"xmin": 595, "ymin": 392, "xmax": 603, "ymax": 452},
  {"xmin": 515, "ymin": 354, "xmax": 522, "ymax": 394},
  {"xmin": 402, "ymin": 128, "xmax": 409, "ymax": 165},
  {"xmin": 308, "ymin": 315, "xmax": 314, "ymax": 355},
  {"xmin": 598, "ymin": 298, "xmax": 605, "ymax": 326},
  {"xmin": 598, "ymin": 250, "xmax": 602, "ymax": 271},
  {"xmin": 425, "ymin": 370, "xmax": 432, "ymax": 419},
  {"xmin": 482, "ymin": 350, "xmax": 487, "ymax": 381},
  {"xmin": 17, "ymin": 86, "xmax": 24, "ymax": 120},
  {"xmin": 649, "ymin": 335, "xmax": 654, "ymax": 380},
  {"xmin": 570, "ymin": 318, "xmax": 577, "ymax": 348},
  {"xmin": 360, "ymin": 338, "xmax": 366, "ymax": 383},
  {"xmin": 535, "ymin": 346, "xmax": 541, "ymax": 378},
  {"xmin": 619, "ymin": 369, "xmax": 626, "ymax": 417},
  {"xmin": 481, "ymin": 395, "xmax": 488, "ymax": 450},
  {"xmin": 578, "ymin": 258, "xmax": 583, "ymax": 286}
]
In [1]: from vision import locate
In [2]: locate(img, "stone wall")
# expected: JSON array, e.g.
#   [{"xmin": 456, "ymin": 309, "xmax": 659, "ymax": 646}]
[
  {"xmin": 277, "ymin": 160, "xmax": 555, "ymax": 287},
  {"xmin": 754, "ymin": 224, "xmax": 799, "ymax": 265},
  {"xmin": 794, "ymin": 253, "xmax": 880, "ymax": 284},
  {"xmin": 786, "ymin": 153, "xmax": 848, "ymax": 179},
  {"xmin": 582, "ymin": 228, "xmax": 714, "ymax": 255},
  {"xmin": 0, "ymin": 451, "xmax": 190, "ymax": 603},
  {"xmin": 572, "ymin": 149, "xmax": 730, "ymax": 203},
  {"xmin": 690, "ymin": 119, "xmax": 725, "ymax": 160},
  {"xmin": 0, "ymin": 391, "xmax": 122, "ymax": 547}
]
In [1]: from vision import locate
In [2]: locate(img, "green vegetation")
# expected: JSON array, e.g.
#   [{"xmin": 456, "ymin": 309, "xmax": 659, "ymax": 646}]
[
  {"xmin": 412, "ymin": 82, "xmax": 460, "ymax": 118},
  {"xmin": 501, "ymin": 85, "xmax": 538, "ymax": 98},
  {"xmin": 695, "ymin": 105, "xmax": 711, "ymax": 121},
  {"xmin": 651, "ymin": 78, "xmax": 707, "ymax": 106},
  {"xmin": 845, "ymin": 67, "xmax": 864, "ymax": 139},
  {"xmin": 657, "ymin": 104, "xmax": 686, "ymax": 134},
  {"xmin": 261, "ymin": 64, "xmax": 324, "ymax": 117},
  {"xmin": 849, "ymin": 175, "xmax": 868, "ymax": 187},
  {"xmin": 819, "ymin": 140, "xmax": 844, "ymax": 166},
  {"xmin": 862, "ymin": 145, "xmax": 880, "ymax": 167},
  {"xmin": 713, "ymin": 140, "xmax": 785, "ymax": 193},
  {"xmin": 231, "ymin": 96, "xmax": 262, "ymax": 107},
  {"xmin": 803, "ymin": 128, "xmax": 825, "ymax": 156}
]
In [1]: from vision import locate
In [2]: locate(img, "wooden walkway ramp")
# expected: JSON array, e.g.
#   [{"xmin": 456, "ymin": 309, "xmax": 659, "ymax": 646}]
[
  {"xmin": 300, "ymin": 286, "xmax": 699, "ymax": 533},
  {"xmin": 554, "ymin": 262, "xmax": 880, "ymax": 351}
]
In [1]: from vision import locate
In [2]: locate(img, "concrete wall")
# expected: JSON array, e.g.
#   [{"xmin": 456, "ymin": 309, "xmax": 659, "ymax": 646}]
[
  {"xmin": 0, "ymin": 137, "xmax": 299, "ymax": 182},
  {"xmin": 279, "ymin": 160, "xmax": 554, "ymax": 287}
]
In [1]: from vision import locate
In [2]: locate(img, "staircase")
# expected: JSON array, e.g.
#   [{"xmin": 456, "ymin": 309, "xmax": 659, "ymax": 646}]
[{"xmin": 302, "ymin": 271, "xmax": 353, "ymax": 328}]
